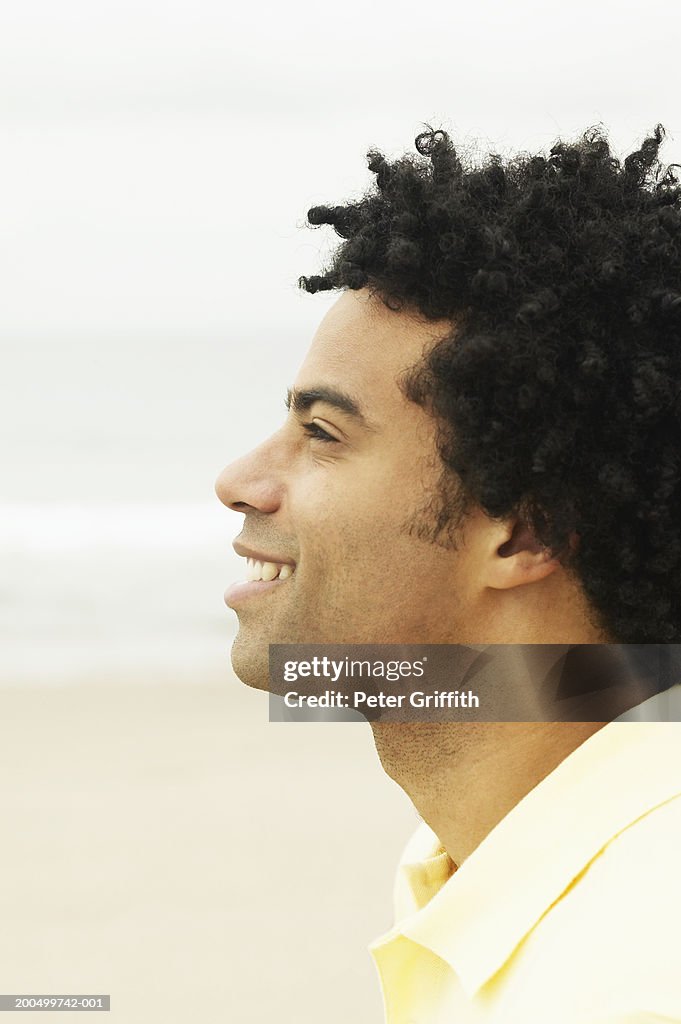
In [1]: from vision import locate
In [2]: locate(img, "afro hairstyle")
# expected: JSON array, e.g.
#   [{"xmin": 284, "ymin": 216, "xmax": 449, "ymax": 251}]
[{"xmin": 299, "ymin": 124, "xmax": 681, "ymax": 643}]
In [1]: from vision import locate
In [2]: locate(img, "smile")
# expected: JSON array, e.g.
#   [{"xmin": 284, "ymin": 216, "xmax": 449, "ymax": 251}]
[
  {"xmin": 224, "ymin": 558, "xmax": 295, "ymax": 609},
  {"xmin": 245, "ymin": 557, "xmax": 294, "ymax": 582}
]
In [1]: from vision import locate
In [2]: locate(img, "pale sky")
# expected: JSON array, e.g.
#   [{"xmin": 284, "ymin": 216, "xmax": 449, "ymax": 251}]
[{"xmin": 1, "ymin": 0, "xmax": 679, "ymax": 337}]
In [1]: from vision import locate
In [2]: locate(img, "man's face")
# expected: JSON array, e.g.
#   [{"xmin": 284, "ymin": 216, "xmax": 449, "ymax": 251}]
[{"xmin": 215, "ymin": 289, "xmax": 481, "ymax": 688}]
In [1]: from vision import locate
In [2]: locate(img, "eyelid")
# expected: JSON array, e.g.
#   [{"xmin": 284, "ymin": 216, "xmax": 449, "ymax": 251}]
[
  {"xmin": 302, "ymin": 419, "xmax": 341, "ymax": 443},
  {"xmin": 312, "ymin": 414, "xmax": 347, "ymax": 440},
  {"xmin": 284, "ymin": 401, "xmax": 349, "ymax": 443}
]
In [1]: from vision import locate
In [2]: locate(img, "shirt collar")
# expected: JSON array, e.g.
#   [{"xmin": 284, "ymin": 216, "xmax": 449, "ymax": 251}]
[{"xmin": 371, "ymin": 721, "xmax": 681, "ymax": 997}]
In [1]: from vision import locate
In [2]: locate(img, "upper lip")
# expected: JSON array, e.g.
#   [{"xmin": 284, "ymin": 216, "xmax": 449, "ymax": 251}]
[{"xmin": 232, "ymin": 540, "xmax": 296, "ymax": 566}]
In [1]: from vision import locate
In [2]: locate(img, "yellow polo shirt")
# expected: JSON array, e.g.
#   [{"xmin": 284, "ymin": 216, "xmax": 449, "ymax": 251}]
[{"xmin": 370, "ymin": 723, "xmax": 681, "ymax": 1024}]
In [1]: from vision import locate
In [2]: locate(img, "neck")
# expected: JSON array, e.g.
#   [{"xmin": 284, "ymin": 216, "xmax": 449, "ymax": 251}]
[{"xmin": 372, "ymin": 720, "xmax": 606, "ymax": 866}]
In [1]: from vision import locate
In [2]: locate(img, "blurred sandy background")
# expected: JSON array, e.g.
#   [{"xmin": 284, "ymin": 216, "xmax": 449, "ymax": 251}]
[
  {"xmin": 3, "ymin": 1, "xmax": 680, "ymax": 1020},
  {"xmin": 0, "ymin": 677, "xmax": 415, "ymax": 1023}
]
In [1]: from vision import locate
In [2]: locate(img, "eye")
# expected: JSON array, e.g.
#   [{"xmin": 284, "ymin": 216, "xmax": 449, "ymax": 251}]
[{"xmin": 302, "ymin": 420, "xmax": 338, "ymax": 444}]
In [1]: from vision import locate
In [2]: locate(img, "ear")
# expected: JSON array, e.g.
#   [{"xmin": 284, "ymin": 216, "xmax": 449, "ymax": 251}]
[{"xmin": 486, "ymin": 517, "xmax": 561, "ymax": 591}]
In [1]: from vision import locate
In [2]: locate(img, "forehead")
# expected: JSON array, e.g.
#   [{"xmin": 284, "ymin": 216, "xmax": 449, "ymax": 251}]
[{"xmin": 295, "ymin": 289, "xmax": 451, "ymax": 410}]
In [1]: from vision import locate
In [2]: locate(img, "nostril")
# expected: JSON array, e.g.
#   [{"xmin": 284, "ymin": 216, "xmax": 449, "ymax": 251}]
[{"xmin": 215, "ymin": 441, "xmax": 283, "ymax": 514}]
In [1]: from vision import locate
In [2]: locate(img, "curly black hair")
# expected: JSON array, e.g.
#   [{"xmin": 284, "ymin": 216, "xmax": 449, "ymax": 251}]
[{"xmin": 299, "ymin": 124, "xmax": 681, "ymax": 643}]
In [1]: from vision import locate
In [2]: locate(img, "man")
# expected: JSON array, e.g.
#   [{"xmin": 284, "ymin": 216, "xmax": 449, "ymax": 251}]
[{"xmin": 216, "ymin": 124, "xmax": 681, "ymax": 1022}]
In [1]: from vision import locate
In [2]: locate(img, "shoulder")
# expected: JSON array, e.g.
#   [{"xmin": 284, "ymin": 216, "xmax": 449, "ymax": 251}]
[{"xmin": 520, "ymin": 794, "xmax": 681, "ymax": 1018}]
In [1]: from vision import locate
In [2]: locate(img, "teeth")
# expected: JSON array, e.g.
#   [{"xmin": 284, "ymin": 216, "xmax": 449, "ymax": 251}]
[{"xmin": 245, "ymin": 557, "xmax": 294, "ymax": 582}]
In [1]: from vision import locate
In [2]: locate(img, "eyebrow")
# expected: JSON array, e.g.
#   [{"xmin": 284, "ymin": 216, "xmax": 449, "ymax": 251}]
[{"xmin": 285, "ymin": 385, "xmax": 375, "ymax": 429}]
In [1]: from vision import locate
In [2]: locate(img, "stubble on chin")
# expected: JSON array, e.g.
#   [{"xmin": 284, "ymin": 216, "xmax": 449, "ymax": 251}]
[{"xmin": 230, "ymin": 629, "xmax": 272, "ymax": 690}]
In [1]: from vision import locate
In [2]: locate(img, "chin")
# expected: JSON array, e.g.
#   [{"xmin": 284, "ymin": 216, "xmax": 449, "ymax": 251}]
[{"xmin": 229, "ymin": 634, "xmax": 271, "ymax": 691}]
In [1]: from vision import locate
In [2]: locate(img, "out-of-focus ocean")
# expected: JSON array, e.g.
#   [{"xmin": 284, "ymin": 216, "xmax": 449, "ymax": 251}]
[{"xmin": 2, "ymin": 330, "xmax": 308, "ymax": 684}]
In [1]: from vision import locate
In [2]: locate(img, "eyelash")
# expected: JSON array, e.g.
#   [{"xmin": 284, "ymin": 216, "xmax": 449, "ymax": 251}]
[{"xmin": 302, "ymin": 421, "xmax": 337, "ymax": 444}]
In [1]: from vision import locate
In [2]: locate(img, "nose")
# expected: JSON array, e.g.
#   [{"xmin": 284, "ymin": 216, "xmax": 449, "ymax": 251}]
[{"xmin": 214, "ymin": 431, "xmax": 285, "ymax": 515}]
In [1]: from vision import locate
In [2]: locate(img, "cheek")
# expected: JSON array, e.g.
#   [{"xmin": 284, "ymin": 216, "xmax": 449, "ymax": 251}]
[{"xmin": 287, "ymin": 440, "xmax": 443, "ymax": 566}]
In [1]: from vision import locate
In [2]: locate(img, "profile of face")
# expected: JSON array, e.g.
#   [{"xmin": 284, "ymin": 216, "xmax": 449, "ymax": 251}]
[{"xmin": 215, "ymin": 289, "xmax": 570, "ymax": 689}]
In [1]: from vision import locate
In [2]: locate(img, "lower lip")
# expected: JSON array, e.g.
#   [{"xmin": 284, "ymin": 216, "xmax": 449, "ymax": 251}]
[{"xmin": 224, "ymin": 578, "xmax": 290, "ymax": 608}]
